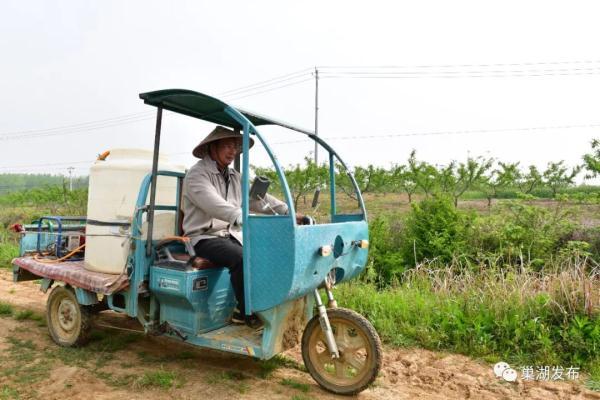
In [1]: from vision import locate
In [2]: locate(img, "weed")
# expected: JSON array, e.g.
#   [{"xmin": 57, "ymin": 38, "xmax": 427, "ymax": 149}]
[
  {"xmin": 48, "ymin": 347, "xmax": 92, "ymax": 367},
  {"xmin": 88, "ymin": 330, "xmax": 142, "ymax": 353},
  {"xmin": 136, "ymin": 369, "xmax": 180, "ymax": 389},
  {"xmin": 291, "ymin": 395, "xmax": 314, "ymax": 400},
  {"xmin": 95, "ymin": 370, "xmax": 136, "ymax": 387},
  {"xmin": 258, "ymin": 355, "xmax": 305, "ymax": 378},
  {"xmin": 280, "ymin": 378, "xmax": 310, "ymax": 393},
  {"xmin": 13, "ymin": 310, "xmax": 33, "ymax": 321},
  {"xmin": 206, "ymin": 370, "xmax": 251, "ymax": 393},
  {"xmin": 0, "ymin": 302, "xmax": 14, "ymax": 316},
  {"xmin": 340, "ymin": 263, "xmax": 600, "ymax": 381},
  {"xmin": 0, "ymin": 385, "xmax": 19, "ymax": 400},
  {"xmin": 8, "ymin": 288, "xmax": 15, "ymax": 294}
]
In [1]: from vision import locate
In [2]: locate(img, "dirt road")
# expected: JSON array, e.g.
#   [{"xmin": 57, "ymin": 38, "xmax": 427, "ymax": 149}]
[{"xmin": 0, "ymin": 270, "xmax": 598, "ymax": 400}]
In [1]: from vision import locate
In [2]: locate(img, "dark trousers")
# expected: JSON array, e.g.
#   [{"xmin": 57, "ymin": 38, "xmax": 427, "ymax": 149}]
[{"xmin": 193, "ymin": 237, "xmax": 246, "ymax": 315}]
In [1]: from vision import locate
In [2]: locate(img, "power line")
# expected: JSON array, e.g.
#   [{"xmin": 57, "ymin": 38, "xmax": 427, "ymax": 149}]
[
  {"xmin": 317, "ymin": 60, "xmax": 600, "ymax": 69},
  {"xmin": 271, "ymin": 123, "xmax": 600, "ymax": 145},
  {"xmin": 0, "ymin": 71, "xmax": 313, "ymax": 142},
  {"xmin": 2, "ymin": 61, "xmax": 599, "ymax": 143},
  {"xmin": 0, "ymin": 115, "xmax": 155, "ymax": 142},
  {"xmin": 319, "ymin": 70, "xmax": 600, "ymax": 79},
  {"xmin": 2, "ymin": 122, "xmax": 597, "ymax": 170},
  {"xmin": 217, "ymin": 68, "xmax": 313, "ymax": 96},
  {"xmin": 0, "ymin": 112, "xmax": 153, "ymax": 138},
  {"xmin": 226, "ymin": 77, "xmax": 314, "ymax": 101}
]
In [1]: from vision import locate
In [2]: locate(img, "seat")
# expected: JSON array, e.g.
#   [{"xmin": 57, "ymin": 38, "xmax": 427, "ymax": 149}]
[{"xmin": 154, "ymin": 236, "xmax": 216, "ymax": 270}]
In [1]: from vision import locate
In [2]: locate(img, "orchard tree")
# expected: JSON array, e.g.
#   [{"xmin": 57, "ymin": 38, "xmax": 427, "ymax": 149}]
[
  {"xmin": 451, "ymin": 157, "xmax": 493, "ymax": 207},
  {"xmin": 518, "ymin": 165, "xmax": 543, "ymax": 194},
  {"xmin": 390, "ymin": 164, "xmax": 418, "ymax": 203},
  {"xmin": 408, "ymin": 150, "xmax": 437, "ymax": 198},
  {"xmin": 253, "ymin": 158, "xmax": 328, "ymax": 208},
  {"xmin": 543, "ymin": 161, "xmax": 581, "ymax": 197},
  {"xmin": 481, "ymin": 161, "xmax": 520, "ymax": 207},
  {"xmin": 352, "ymin": 165, "xmax": 390, "ymax": 195},
  {"xmin": 437, "ymin": 162, "xmax": 457, "ymax": 195},
  {"xmin": 583, "ymin": 138, "xmax": 600, "ymax": 178}
]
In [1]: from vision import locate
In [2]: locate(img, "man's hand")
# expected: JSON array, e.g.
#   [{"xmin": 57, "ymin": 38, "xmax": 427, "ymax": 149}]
[
  {"xmin": 296, "ymin": 213, "xmax": 315, "ymax": 225},
  {"xmin": 234, "ymin": 214, "xmax": 243, "ymax": 227}
]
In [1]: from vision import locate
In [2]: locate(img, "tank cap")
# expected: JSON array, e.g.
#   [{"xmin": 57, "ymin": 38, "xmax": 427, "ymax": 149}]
[{"xmin": 97, "ymin": 150, "xmax": 110, "ymax": 161}]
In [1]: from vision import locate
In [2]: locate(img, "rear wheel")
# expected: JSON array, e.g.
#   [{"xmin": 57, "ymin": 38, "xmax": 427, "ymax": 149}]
[
  {"xmin": 46, "ymin": 286, "xmax": 91, "ymax": 347},
  {"xmin": 301, "ymin": 308, "xmax": 382, "ymax": 395}
]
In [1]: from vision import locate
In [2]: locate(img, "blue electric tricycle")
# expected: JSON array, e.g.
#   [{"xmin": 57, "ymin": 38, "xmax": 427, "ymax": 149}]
[{"xmin": 12, "ymin": 89, "xmax": 382, "ymax": 395}]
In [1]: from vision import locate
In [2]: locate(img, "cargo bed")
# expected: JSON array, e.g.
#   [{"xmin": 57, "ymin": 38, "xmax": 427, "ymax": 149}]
[{"xmin": 12, "ymin": 256, "xmax": 128, "ymax": 294}]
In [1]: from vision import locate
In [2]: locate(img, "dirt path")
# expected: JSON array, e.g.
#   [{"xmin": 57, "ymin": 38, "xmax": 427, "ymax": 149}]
[{"xmin": 0, "ymin": 270, "xmax": 598, "ymax": 400}]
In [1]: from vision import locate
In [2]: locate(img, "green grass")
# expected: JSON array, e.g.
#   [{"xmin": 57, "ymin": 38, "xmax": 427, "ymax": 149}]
[
  {"xmin": 206, "ymin": 370, "xmax": 251, "ymax": 393},
  {"xmin": 0, "ymin": 243, "xmax": 18, "ymax": 269},
  {"xmin": 136, "ymin": 370, "xmax": 181, "ymax": 389},
  {"xmin": 0, "ymin": 302, "xmax": 14, "ymax": 316},
  {"xmin": 258, "ymin": 355, "xmax": 305, "ymax": 378},
  {"xmin": 13, "ymin": 309, "xmax": 40, "ymax": 322},
  {"xmin": 341, "ymin": 263, "xmax": 600, "ymax": 383},
  {"xmin": 0, "ymin": 385, "xmax": 19, "ymax": 400},
  {"xmin": 291, "ymin": 395, "xmax": 314, "ymax": 400},
  {"xmin": 280, "ymin": 378, "xmax": 310, "ymax": 393}
]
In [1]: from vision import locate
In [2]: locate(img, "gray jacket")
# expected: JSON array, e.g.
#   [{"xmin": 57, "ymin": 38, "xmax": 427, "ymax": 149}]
[{"xmin": 182, "ymin": 157, "xmax": 288, "ymax": 246}]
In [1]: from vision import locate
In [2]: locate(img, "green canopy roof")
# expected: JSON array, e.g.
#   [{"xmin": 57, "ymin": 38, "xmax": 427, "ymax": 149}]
[{"xmin": 139, "ymin": 89, "xmax": 313, "ymax": 135}]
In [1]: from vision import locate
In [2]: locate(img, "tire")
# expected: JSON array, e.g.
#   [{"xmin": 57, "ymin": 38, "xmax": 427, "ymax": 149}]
[
  {"xmin": 301, "ymin": 308, "xmax": 382, "ymax": 395},
  {"xmin": 46, "ymin": 286, "xmax": 91, "ymax": 347}
]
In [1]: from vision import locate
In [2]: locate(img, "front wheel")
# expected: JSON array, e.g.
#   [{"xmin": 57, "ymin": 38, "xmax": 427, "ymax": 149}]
[
  {"xmin": 301, "ymin": 308, "xmax": 382, "ymax": 395},
  {"xmin": 46, "ymin": 286, "xmax": 91, "ymax": 347}
]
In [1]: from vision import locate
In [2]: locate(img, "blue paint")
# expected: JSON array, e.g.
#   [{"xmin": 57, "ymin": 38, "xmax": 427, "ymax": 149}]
[
  {"xmin": 75, "ymin": 287, "xmax": 98, "ymax": 305},
  {"xmin": 150, "ymin": 265, "xmax": 236, "ymax": 334}
]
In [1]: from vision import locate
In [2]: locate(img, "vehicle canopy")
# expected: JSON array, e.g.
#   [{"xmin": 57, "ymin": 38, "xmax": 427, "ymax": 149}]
[{"xmin": 139, "ymin": 89, "xmax": 368, "ymax": 314}]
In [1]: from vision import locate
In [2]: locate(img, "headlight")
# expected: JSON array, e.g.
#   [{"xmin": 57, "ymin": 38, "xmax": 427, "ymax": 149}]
[{"xmin": 320, "ymin": 245, "xmax": 332, "ymax": 257}]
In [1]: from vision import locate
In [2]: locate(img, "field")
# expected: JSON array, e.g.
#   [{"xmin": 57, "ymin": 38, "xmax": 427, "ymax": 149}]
[
  {"xmin": 1, "ymin": 273, "xmax": 599, "ymax": 400},
  {"xmin": 0, "ymin": 180, "xmax": 599, "ymax": 399}
]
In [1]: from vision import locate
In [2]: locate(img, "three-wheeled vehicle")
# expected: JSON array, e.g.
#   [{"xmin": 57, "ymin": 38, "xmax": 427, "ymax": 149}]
[{"xmin": 12, "ymin": 89, "xmax": 382, "ymax": 395}]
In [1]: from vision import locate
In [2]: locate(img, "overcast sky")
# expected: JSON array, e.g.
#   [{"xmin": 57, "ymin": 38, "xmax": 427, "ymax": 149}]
[{"xmin": 1, "ymin": 0, "xmax": 599, "ymax": 182}]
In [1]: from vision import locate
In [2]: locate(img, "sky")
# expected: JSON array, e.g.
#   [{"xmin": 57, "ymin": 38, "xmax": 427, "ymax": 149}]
[{"xmin": 0, "ymin": 0, "xmax": 599, "ymax": 183}]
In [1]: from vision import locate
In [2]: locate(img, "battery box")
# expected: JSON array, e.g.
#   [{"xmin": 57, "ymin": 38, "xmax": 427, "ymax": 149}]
[{"xmin": 150, "ymin": 265, "xmax": 236, "ymax": 335}]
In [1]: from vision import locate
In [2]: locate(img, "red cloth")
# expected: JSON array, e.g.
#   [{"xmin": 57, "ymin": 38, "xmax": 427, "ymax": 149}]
[{"xmin": 12, "ymin": 256, "xmax": 128, "ymax": 295}]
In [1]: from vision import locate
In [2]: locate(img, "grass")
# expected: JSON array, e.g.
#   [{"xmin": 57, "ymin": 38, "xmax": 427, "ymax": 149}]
[
  {"xmin": 0, "ymin": 302, "xmax": 14, "ymax": 316},
  {"xmin": 206, "ymin": 370, "xmax": 251, "ymax": 393},
  {"xmin": 291, "ymin": 395, "xmax": 314, "ymax": 400},
  {"xmin": 342, "ymin": 259, "xmax": 600, "ymax": 381},
  {"xmin": 0, "ymin": 385, "xmax": 19, "ymax": 400},
  {"xmin": 0, "ymin": 336, "xmax": 51, "ymax": 397},
  {"xmin": 0, "ymin": 242, "xmax": 18, "ymax": 269},
  {"xmin": 280, "ymin": 378, "xmax": 310, "ymax": 393},
  {"xmin": 258, "ymin": 354, "xmax": 305, "ymax": 378},
  {"xmin": 0, "ymin": 304, "xmax": 45, "ymax": 326},
  {"xmin": 136, "ymin": 370, "xmax": 182, "ymax": 389}
]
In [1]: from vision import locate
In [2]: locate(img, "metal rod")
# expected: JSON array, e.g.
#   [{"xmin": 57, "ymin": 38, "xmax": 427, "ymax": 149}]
[
  {"xmin": 314, "ymin": 288, "xmax": 339, "ymax": 358},
  {"xmin": 146, "ymin": 107, "xmax": 163, "ymax": 257},
  {"xmin": 314, "ymin": 67, "xmax": 319, "ymax": 164},
  {"xmin": 234, "ymin": 128, "xmax": 241, "ymax": 172}
]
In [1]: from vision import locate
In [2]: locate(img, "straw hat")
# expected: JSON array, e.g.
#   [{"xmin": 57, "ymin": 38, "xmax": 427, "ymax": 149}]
[{"xmin": 192, "ymin": 126, "xmax": 255, "ymax": 158}]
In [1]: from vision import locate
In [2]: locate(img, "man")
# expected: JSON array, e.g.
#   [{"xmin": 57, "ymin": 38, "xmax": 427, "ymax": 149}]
[{"xmin": 182, "ymin": 126, "xmax": 303, "ymax": 328}]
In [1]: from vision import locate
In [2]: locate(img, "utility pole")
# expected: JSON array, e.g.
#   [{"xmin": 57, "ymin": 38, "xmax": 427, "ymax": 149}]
[
  {"xmin": 67, "ymin": 167, "xmax": 74, "ymax": 191},
  {"xmin": 314, "ymin": 66, "xmax": 319, "ymax": 164}
]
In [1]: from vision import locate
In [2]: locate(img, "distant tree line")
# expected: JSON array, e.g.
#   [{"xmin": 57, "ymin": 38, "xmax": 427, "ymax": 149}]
[
  {"xmin": 0, "ymin": 174, "xmax": 88, "ymax": 195},
  {"xmin": 254, "ymin": 138, "xmax": 600, "ymax": 207}
]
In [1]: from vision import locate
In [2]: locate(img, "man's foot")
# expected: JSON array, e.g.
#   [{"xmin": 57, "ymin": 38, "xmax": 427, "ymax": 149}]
[
  {"xmin": 232, "ymin": 308, "xmax": 263, "ymax": 329},
  {"xmin": 245, "ymin": 314, "xmax": 263, "ymax": 329},
  {"xmin": 232, "ymin": 308, "xmax": 245, "ymax": 324}
]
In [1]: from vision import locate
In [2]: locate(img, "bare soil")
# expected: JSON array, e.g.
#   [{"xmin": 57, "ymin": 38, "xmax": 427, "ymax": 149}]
[{"xmin": 0, "ymin": 270, "xmax": 599, "ymax": 400}]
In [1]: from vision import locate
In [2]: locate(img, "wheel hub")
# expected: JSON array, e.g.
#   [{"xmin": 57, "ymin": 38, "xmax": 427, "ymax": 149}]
[{"xmin": 57, "ymin": 299, "xmax": 77, "ymax": 331}]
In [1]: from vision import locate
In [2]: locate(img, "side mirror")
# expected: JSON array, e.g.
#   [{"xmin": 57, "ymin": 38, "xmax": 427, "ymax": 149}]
[
  {"xmin": 311, "ymin": 186, "xmax": 321, "ymax": 208},
  {"xmin": 250, "ymin": 176, "xmax": 270, "ymax": 200}
]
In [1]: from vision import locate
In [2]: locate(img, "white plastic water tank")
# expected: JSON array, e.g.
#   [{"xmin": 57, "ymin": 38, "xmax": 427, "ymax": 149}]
[{"xmin": 84, "ymin": 148, "xmax": 185, "ymax": 274}]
